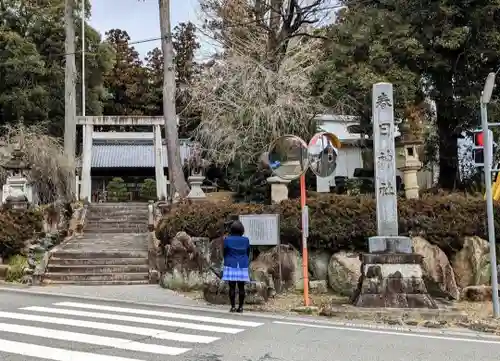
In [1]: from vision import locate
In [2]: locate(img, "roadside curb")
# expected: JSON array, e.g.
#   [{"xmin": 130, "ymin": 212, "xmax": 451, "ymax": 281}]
[
  {"xmin": 319, "ymin": 305, "xmax": 468, "ymax": 323},
  {"xmin": 0, "ymin": 285, "xmax": 497, "ymax": 337}
]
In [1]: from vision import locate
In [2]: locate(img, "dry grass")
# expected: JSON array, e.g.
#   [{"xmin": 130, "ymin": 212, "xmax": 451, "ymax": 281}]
[
  {"xmin": 205, "ymin": 191, "xmax": 236, "ymax": 203},
  {"xmin": 455, "ymin": 300, "xmax": 495, "ymax": 319},
  {"xmin": 180, "ymin": 289, "xmax": 347, "ymax": 313},
  {"xmin": 243, "ymin": 292, "xmax": 347, "ymax": 313},
  {"xmin": 0, "ymin": 123, "xmax": 76, "ymax": 203}
]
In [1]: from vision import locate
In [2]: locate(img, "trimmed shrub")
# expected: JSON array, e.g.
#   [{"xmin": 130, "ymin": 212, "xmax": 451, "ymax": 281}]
[
  {"xmin": 5, "ymin": 254, "xmax": 27, "ymax": 282},
  {"xmin": 156, "ymin": 193, "xmax": 490, "ymax": 257},
  {"xmin": 0, "ymin": 209, "xmax": 43, "ymax": 259},
  {"xmin": 140, "ymin": 179, "xmax": 157, "ymax": 201},
  {"xmin": 106, "ymin": 177, "xmax": 129, "ymax": 202}
]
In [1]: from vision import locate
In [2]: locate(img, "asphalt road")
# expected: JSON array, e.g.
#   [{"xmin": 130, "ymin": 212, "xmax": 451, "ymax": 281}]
[{"xmin": 0, "ymin": 291, "xmax": 499, "ymax": 361}]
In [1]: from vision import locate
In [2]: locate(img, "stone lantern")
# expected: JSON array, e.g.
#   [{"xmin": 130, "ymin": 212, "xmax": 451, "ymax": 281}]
[
  {"xmin": 396, "ymin": 121, "xmax": 423, "ymax": 199},
  {"xmin": 2, "ymin": 144, "xmax": 32, "ymax": 210},
  {"xmin": 186, "ymin": 143, "xmax": 208, "ymax": 201}
]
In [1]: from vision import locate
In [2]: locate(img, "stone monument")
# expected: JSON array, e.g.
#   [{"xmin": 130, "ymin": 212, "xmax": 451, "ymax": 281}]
[{"xmin": 351, "ymin": 83, "xmax": 436, "ymax": 308}]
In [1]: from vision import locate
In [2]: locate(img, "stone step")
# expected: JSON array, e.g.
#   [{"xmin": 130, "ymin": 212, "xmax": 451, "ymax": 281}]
[
  {"xmin": 46, "ymin": 264, "xmax": 149, "ymax": 273},
  {"xmin": 85, "ymin": 225, "xmax": 147, "ymax": 231},
  {"xmin": 88, "ymin": 204, "xmax": 148, "ymax": 212},
  {"xmin": 64, "ymin": 239, "xmax": 147, "ymax": 245},
  {"xmin": 89, "ymin": 207, "xmax": 147, "ymax": 212},
  {"xmin": 89, "ymin": 208, "xmax": 147, "ymax": 213},
  {"xmin": 91, "ymin": 202, "xmax": 147, "ymax": 206},
  {"xmin": 51, "ymin": 251, "xmax": 148, "ymax": 259},
  {"xmin": 43, "ymin": 279, "xmax": 150, "ymax": 285},
  {"xmin": 62, "ymin": 243, "xmax": 146, "ymax": 248},
  {"xmin": 61, "ymin": 247, "xmax": 147, "ymax": 253},
  {"xmin": 85, "ymin": 211, "xmax": 148, "ymax": 219},
  {"xmin": 86, "ymin": 217, "xmax": 148, "ymax": 222},
  {"xmin": 64, "ymin": 238, "xmax": 147, "ymax": 243},
  {"xmin": 84, "ymin": 227, "xmax": 148, "ymax": 233},
  {"xmin": 75, "ymin": 233, "xmax": 148, "ymax": 239},
  {"xmin": 85, "ymin": 219, "xmax": 148, "ymax": 227},
  {"xmin": 43, "ymin": 272, "xmax": 149, "ymax": 282},
  {"xmin": 49, "ymin": 258, "xmax": 148, "ymax": 266}
]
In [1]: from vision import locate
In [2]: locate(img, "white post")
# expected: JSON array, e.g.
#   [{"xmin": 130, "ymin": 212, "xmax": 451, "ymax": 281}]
[
  {"xmin": 481, "ymin": 97, "xmax": 500, "ymax": 318},
  {"xmin": 154, "ymin": 125, "xmax": 166, "ymax": 200},
  {"xmin": 75, "ymin": 175, "xmax": 79, "ymax": 201},
  {"xmin": 80, "ymin": 124, "xmax": 93, "ymax": 202},
  {"xmin": 81, "ymin": 0, "xmax": 85, "ymax": 118}
]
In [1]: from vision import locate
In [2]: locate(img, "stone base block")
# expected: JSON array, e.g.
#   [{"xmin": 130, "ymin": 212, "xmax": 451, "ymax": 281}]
[
  {"xmin": 368, "ymin": 236, "xmax": 412, "ymax": 254},
  {"xmin": 351, "ymin": 293, "xmax": 437, "ymax": 308},
  {"xmin": 352, "ymin": 254, "xmax": 437, "ymax": 309},
  {"xmin": 362, "ymin": 253, "xmax": 423, "ymax": 264}
]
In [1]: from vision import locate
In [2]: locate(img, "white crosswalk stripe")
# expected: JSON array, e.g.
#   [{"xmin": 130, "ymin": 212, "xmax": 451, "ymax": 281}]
[
  {"xmin": 22, "ymin": 306, "xmax": 244, "ymax": 333},
  {"xmin": 54, "ymin": 301, "xmax": 263, "ymax": 327},
  {"xmin": 0, "ymin": 301, "xmax": 265, "ymax": 360}
]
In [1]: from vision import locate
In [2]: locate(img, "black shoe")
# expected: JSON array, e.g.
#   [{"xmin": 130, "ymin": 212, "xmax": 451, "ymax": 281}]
[
  {"xmin": 230, "ymin": 307, "xmax": 236, "ymax": 313},
  {"xmin": 236, "ymin": 307, "xmax": 243, "ymax": 313}
]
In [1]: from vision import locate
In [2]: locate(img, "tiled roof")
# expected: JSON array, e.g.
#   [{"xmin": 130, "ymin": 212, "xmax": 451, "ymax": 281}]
[{"xmin": 91, "ymin": 143, "xmax": 192, "ymax": 168}]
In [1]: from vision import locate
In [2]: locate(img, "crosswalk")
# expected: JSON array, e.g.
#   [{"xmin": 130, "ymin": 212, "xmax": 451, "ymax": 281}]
[{"xmin": 0, "ymin": 300, "xmax": 265, "ymax": 360}]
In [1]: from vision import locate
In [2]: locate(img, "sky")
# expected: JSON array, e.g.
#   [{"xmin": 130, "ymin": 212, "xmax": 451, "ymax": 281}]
[{"xmin": 89, "ymin": 0, "xmax": 213, "ymax": 59}]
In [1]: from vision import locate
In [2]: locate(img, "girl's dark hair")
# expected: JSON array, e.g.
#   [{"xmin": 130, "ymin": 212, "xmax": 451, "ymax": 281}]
[{"xmin": 229, "ymin": 220, "xmax": 245, "ymax": 236}]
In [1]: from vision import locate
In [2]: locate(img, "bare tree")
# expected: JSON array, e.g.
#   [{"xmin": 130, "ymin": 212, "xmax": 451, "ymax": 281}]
[
  {"xmin": 159, "ymin": 0, "xmax": 190, "ymax": 198},
  {"xmin": 200, "ymin": 0, "xmax": 333, "ymax": 67},
  {"xmin": 64, "ymin": 0, "xmax": 76, "ymax": 195},
  {"xmin": 190, "ymin": 36, "xmax": 324, "ymax": 167}
]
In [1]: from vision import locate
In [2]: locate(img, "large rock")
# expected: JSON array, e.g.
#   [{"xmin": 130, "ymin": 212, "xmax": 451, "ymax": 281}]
[
  {"xmin": 327, "ymin": 251, "xmax": 361, "ymax": 296},
  {"xmin": 250, "ymin": 244, "xmax": 302, "ymax": 293},
  {"xmin": 309, "ymin": 280, "xmax": 328, "ymax": 294},
  {"xmin": 208, "ymin": 236, "xmax": 224, "ymax": 273},
  {"xmin": 203, "ymin": 278, "xmax": 268, "ymax": 305},
  {"xmin": 250, "ymin": 259, "xmax": 277, "ymax": 297},
  {"xmin": 451, "ymin": 236, "xmax": 490, "ymax": 289},
  {"xmin": 160, "ymin": 232, "xmax": 215, "ymax": 290},
  {"xmin": 309, "ymin": 250, "xmax": 331, "ymax": 281},
  {"xmin": 461, "ymin": 285, "xmax": 494, "ymax": 302},
  {"xmin": 412, "ymin": 236, "xmax": 460, "ymax": 300},
  {"xmin": 0, "ymin": 264, "xmax": 9, "ymax": 280}
]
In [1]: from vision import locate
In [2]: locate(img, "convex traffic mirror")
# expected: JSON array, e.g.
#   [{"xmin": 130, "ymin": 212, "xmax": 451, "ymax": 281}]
[
  {"xmin": 267, "ymin": 135, "xmax": 309, "ymax": 180},
  {"xmin": 307, "ymin": 132, "xmax": 341, "ymax": 178}
]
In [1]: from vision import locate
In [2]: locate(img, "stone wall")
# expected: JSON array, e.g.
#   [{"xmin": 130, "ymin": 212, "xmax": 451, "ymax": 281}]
[
  {"xmin": 152, "ymin": 229, "xmax": 493, "ymax": 304},
  {"xmin": 321, "ymin": 236, "xmax": 491, "ymax": 301},
  {"xmin": 1, "ymin": 202, "xmax": 79, "ymax": 284}
]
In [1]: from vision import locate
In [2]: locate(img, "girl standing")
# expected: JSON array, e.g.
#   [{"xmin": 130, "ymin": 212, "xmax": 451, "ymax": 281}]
[{"xmin": 222, "ymin": 221, "xmax": 250, "ymax": 313}]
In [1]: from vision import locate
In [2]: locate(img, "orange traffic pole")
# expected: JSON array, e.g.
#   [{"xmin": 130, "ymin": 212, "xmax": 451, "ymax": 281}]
[{"xmin": 300, "ymin": 173, "xmax": 309, "ymax": 306}]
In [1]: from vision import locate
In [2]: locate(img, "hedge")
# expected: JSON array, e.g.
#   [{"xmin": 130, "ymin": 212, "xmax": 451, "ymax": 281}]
[
  {"xmin": 0, "ymin": 209, "xmax": 43, "ymax": 259},
  {"xmin": 156, "ymin": 193, "xmax": 492, "ymax": 256}
]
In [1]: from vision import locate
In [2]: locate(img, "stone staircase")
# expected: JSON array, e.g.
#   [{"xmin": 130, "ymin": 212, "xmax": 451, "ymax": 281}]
[{"xmin": 43, "ymin": 203, "xmax": 150, "ymax": 285}]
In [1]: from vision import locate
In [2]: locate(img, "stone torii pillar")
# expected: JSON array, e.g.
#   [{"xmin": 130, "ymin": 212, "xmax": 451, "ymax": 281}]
[
  {"xmin": 80, "ymin": 122, "xmax": 93, "ymax": 202},
  {"xmin": 153, "ymin": 124, "xmax": 167, "ymax": 200}
]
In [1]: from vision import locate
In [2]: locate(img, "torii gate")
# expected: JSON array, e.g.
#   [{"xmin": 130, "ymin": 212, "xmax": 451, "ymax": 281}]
[{"xmin": 77, "ymin": 116, "xmax": 168, "ymax": 202}]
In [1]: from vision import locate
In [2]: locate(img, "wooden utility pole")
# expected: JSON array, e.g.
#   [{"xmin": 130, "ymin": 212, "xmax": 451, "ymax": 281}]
[
  {"xmin": 64, "ymin": 0, "xmax": 77, "ymax": 190},
  {"xmin": 158, "ymin": 0, "xmax": 190, "ymax": 198}
]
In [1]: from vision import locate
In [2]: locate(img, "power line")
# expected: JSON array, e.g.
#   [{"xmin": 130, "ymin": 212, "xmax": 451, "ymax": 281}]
[{"xmin": 32, "ymin": 3, "xmax": 345, "ymax": 58}]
